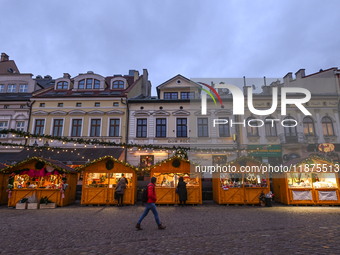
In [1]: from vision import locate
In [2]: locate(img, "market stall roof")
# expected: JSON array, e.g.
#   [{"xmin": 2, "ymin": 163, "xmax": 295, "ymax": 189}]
[
  {"xmin": 75, "ymin": 155, "xmax": 138, "ymax": 171},
  {"xmin": 0, "ymin": 148, "xmax": 124, "ymax": 165},
  {"xmin": 147, "ymin": 155, "xmax": 197, "ymax": 170},
  {"xmin": 0, "ymin": 162, "xmax": 6, "ymax": 169},
  {"xmin": 226, "ymin": 156, "xmax": 269, "ymax": 166},
  {"xmin": 0, "ymin": 157, "xmax": 77, "ymax": 174},
  {"xmin": 282, "ymin": 155, "xmax": 337, "ymax": 167}
]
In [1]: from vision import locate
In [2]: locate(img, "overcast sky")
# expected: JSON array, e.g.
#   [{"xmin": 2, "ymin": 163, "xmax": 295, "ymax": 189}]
[{"xmin": 1, "ymin": 0, "xmax": 339, "ymax": 95}]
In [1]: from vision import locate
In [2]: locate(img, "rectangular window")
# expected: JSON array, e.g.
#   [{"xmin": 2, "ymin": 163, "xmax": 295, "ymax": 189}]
[
  {"xmin": 53, "ymin": 119, "xmax": 64, "ymax": 136},
  {"xmin": 94, "ymin": 102, "xmax": 100, "ymax": 107},
  {"xmin": 34, "ymin": 119, "xmax": 45, "ymax": 135},
  {"xmin": 94, "ymin": 79, "xmax": 100, "ymax": 89},
  {"xmin": 16, "ymin": 121, "xmax": 25, "ymax": 137},
  {"xmin": 86, "ymin": 79, "xmax": 93, "ymax": 89},
  {"xmin": 78, "ymin": 80, "xmax": 85, "ymax": 89},
  {"xmin": 0, "ymin": 85, "xmax": 4, "ymax": 92},
  {"xmin": 8, "ymin": 85, "xmax": 16, "ymax": 92},
  {"xmin": 0, "ymin": 122, "xmax": 8, "ymax": 138},
  {"xmin": 90, "ymin": 119, "xmax": 101, "ymax": 137},
  {"xmin": 40, "ymin": 103, "xmax": 45, "ymax": 107},
  {"xmin": 20, "ymin": 105, "xmax": 26, "ymax": 109},
  {"xmin": 177, "ymin": 118, "xmax": 187, "ymax": 137},
  {"xmin": 113, "ymin": 102, "xmax": 119, "ymax": 106},
  {"xmin": 4, "ymin": 105, "xmax": 9, "ymax": 109},
  {"xmin": 19, "ymin": 85, "xmax": 28, "ymax": 92},
  {"xmin": 136, "ymin": 118, "xmax": 147, "ymax": 138},
  {"xmin": 58, "ymin": 103, "xmax": 63, "ymax": 107},
  {"xmin": 109, "ymin": 119, "xmax": 120, "ymax": 137},
  {"xmin": 181, "ymin": 92, "xmax": 195, "ymax": 99},
  {"xmin": 219, "ymin": 117, "xmax": 230, "ymax": 137},
  {"xmin": 76, "ymin": 103, "xmax": 82, "ymax": 107},
  {"xmin": 198, "ymin": 118, "xmax": 208, "ymax": 137},
  {"xmin": 164, "ymin": 92, "xmax": 178, "ymax": 99},
  {"xmin": 71, "ymin": 119, "xmax": 82, "ymax": 137},
  {"xmin": 156, "ymin": 118, "xmax": 166, "ymax": 137}
]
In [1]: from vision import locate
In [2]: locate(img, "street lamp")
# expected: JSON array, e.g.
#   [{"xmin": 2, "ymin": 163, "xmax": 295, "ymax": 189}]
[
  {"xmin": 324, "ymin": 136, "xmax": 330, "ymax": 143},
  {"xmin": 44, "ymin": 141, "xmax": 49, "ymax": 147},
  {"xmin": 33, "ymin": 140, "xmax": 38, "ymax": 147}
]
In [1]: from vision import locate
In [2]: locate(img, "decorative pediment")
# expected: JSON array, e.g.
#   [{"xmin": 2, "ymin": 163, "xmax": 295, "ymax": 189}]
[
  {"xmin": 50, "ymin": 110, "xmax": 67, "ymax": 116},
  {"xmin": 152, "ymin": 110, "xmax": 170, "ymax": 116},
  {"xmin": 214, "ymin": 109, "xmax": 232, "ymax": 115},
  {"xmin": 106, "ymin": 110, "xmax": 125, "ymax": 115},
  {"xmin": 194, "ymin": 110, "xmax": 211, "ymax": 116},
  {"xmin": 32, "ymin": 110, "xmax": 48, "ymax": 116},
  {"xmin": 88, "ymin": 110, "xmax": 105, "ymax": 115},
  {"xmin": 69, "ymin": 110, "xmax": 86, "ymax": 116},
  {"xmin": 133, "ymin": 110, "xmax": 151, "ymax": 116},
  {"xmin": 172, "ymin": 110, "xmax": 190, "ymax": 116}
]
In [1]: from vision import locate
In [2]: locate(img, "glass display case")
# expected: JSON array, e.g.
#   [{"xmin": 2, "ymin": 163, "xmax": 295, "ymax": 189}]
[
  {"xmin": 287, "ymin": 173, "xmax": 312, "ymax": 188},
  {"xmin": 153, "ymin": 173, "xmax": 199, "ymax": 188},
  {"xmin": 13, "ymin": 174, "xmax": 63, "ymax": 189},
  {"xmin": 84, "ymin": 173, "xmax": 133, "ymax": 188},
  {"xmin": 312, "ymin": 173, "xmax": 338, "ymax": 188},
  {"xmin": 243, "ymin": 173, "xmax": 268, "ymax": 187},
  {"xmin": 220, "ymin": 173, "xmax": 243, "ymax": 188}
]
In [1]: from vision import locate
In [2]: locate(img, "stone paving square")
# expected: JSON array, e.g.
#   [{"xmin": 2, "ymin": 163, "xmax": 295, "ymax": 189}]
[{"xmin": 1, "ymin": 202, "xmax": 340, "ymax": 254}]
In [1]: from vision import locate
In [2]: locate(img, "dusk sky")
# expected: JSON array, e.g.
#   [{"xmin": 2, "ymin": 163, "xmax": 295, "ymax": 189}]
[{"xmin": 1, "ymin": 0, "xmax": 339, "ymax": 95}]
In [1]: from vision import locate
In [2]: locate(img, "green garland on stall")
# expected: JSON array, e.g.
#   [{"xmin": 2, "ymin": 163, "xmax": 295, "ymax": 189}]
[
  {"xmin": 0, "ymin": 156, "xmax": 72, "ymax": 174},
  {"xmin": 290, "ymin": 155, "xmax": 337, "ymax": 169},
  {"xmin": 75, "ymin": 155, "xmax": 139, "ymax": 171}
]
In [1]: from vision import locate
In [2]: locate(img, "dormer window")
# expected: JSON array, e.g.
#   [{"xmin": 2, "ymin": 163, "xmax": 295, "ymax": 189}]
[
  {"xmin": 57, "ymin": 81, "xmax": 68, "ymax": 89},
  {"xmin": 164, "ymin": 92, "xmax": 178, "ymax": 99},
  {"xmin": 113, "ymin": 80, "xmax": 124, "ymax": 89},
  {"xmin": 79, "ymin": 78, "xmax": 100, "ymax": 89},
  {"xmin": 8, "ymin": 84, "xmax": 16, "ymax": 93}
]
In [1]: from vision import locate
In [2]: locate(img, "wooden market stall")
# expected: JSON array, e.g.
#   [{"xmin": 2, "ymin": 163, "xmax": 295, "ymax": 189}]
[
  {"xmin": 77, "ymin": 156, "xmax": 138, "ymax": 205},
  {"xmin": 150, "ymin": 156, "xmax": 202, "ymax": 205},
  {"xmin": 0, "ymin": 163, "xmax": 9, "ymax": 205},
  {"xmin": 0, "ymin": 157, "xmax": 77, "ymax": 207},
  {"xmin": 213, "ymin": 157, "xmax": 270, "ymax": 205},
  {"xmin": 272, "ymin": 155, "xmax": 340, "ymax": 205}
]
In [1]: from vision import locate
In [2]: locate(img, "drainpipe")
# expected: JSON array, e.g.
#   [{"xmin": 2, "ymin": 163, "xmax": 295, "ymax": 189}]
[
  {"xmin": 25, "ymin": 100, "xmax": 35, "ymax": 146},
  {"xmin": 121, "ymin": 97, "xmax": 129, "ymax": 162}
]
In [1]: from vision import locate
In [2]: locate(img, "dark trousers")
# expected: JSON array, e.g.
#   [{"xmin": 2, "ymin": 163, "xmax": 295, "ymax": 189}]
[
  {"xmin": 179, "ymin": 200, "xmax": 186, "ymax": 205},
  {"xmin": 117, "ymin": 194, "xmax": 124, "ymax": 205}
]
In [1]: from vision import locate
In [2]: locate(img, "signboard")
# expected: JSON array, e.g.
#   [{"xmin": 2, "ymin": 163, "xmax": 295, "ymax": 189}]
[
  {"xmin": 247, "ymin": 145, "xmax": 282, "ymax": 157},
  {"xmin": 318, "ymin": 143, "xmax": 335, "ymax": 153}
]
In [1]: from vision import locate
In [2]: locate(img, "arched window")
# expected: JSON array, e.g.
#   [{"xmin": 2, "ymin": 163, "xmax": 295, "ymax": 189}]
[
  {"xmin": 303, "ymin": 117, "xmax": 315, "ymax": 135},
  {"xmin": 113, "ymin": 80, "xmax": 124, "ymax": 89},
  {"xmin": 322, "ymin": 117, "xmax": 334, "ymax": 136},
  {"xmin": 57, "ymin": 81, "xmax": 68, "ymax": 89},
  {"xmin": 246, "ymin": 117, "xmax": 259, "ymax": 136},
  {"xmin": 284, "ymin": 117, "xmax": 297, "ymax": 137},
  {"xmin": 94, "ymin": 79, "xmax": 100, "ymax": 89},
  {"xmin": 265, "ymin": 117, "xmax": 277, "ymax": 136}
]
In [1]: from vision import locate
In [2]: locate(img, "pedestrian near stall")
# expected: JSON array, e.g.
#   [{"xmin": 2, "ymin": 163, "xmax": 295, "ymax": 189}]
[
  {"xmin": 136, "ymin": 177, "xmax": 166, "ymax": 230},
  {"xmin": 115, "ymin": 175, "xmax": 126, "ymax": 207},
  {"xmin": 177, "ymin": 176, "xmax": 187, "ymax": 207}
]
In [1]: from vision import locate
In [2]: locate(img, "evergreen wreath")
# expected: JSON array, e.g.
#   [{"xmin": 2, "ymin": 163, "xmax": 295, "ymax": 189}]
[
  {"xmin": 35, "ymin": 161, "xmax": 45, "ymax": 170},
  {"xmin": 172, "ymin": 159, "xmax": 181, "ymax": 168},
  {"xmin": 106, "ymin": 160, "xmax": 114, "ymax": 170}
]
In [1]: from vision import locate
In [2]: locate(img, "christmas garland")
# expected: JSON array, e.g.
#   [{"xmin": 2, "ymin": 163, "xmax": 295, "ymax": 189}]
[
  {"xmin": 0, "ymin": 129, "xmax": 257, "ymax": 153},
  {"xmin": 75, "ymin": 155, "xmax": 139, "ymax": 171}
]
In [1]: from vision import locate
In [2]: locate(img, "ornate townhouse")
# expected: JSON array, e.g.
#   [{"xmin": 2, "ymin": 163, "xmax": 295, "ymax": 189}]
[
  {"xmin": 241, "ymin": 68, "xmax": 340, "ymax": 164},
  {"xmin": 17, "ymin": 69, "xmax": 151, "ymax": 166},
  {"xmin": 127, "ymin": 74, "xmax": 237, "ymax": 170},
  {"xmin": 0, "ymin": 53, "xmax": 51, "ymax": 158}
]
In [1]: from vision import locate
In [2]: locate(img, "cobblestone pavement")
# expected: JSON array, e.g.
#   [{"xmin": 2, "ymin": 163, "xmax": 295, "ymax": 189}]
[{"xmin": 1, "ymin": 202, "xmax": 340, "ymax": 254}]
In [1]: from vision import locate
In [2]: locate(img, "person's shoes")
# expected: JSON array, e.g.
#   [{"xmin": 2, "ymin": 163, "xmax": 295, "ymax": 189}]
[
  {"xmin": 136, "ymin": 223, "xmax": 143, "ymax": 230},
  {"xmin": 158, "ymin": 224, "xmax": 166, "ymax": 230}
]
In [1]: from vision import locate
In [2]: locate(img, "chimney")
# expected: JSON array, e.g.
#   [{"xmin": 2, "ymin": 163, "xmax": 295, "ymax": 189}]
[
  {"xmin": 142, "ymin": 69, "xmax": 148, "ymax": 96},
  {"xmin": 295, "ymin": 69, "xmax": 305, "ymax": 79},
  {"xmin": 134, "ymin": 70, "xmax": 139, "ymax": 82},
  {"xmin": 283, "ymin": 72, "xmax": 293, "ymax": 84},
  {"xmin": 1, "ymin": 53, "xmax": 9, "ymax": 62},
  {"xmin": 63, "ymin": 73, "xmax": 71, "ymax": 79}
]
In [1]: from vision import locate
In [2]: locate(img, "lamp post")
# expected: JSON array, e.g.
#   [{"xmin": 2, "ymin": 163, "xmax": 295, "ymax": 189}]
[{"xmin": 313, "ymin": 135, "xmax": 319, "ymax": 152}]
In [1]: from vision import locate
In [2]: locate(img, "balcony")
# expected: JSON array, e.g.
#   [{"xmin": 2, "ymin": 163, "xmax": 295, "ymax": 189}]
[{"xmin": 278, "ymin": 133, "xmax": 307, "ymax": 144}]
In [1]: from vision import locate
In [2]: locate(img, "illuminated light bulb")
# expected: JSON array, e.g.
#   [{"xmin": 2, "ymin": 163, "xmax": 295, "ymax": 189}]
[
  {"xmin": 12, "ymin": 134, "xmax": 15, "ymax": 137},
  {"xmin": 50, "ymin": 139, "xmax": 53, "ymax": 143},
  {"xmin": 25, "ymin": 136, "xmax": 29, "ymax": 139},
  {"xmin": 74, "ymin": 143, "xmax": 76, "ymax": 146},
  {"xmin": 84, "ymin": 144, "xmax": 87, "ymax": 147},
  {"xmin": 39, "ymin": 138, "xmax": 42, "ymax": 141}
]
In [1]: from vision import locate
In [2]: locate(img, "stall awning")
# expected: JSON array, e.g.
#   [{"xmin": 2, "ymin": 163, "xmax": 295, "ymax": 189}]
[{"xmin": 0, "ymin": 148, "xmax": 124, "ymax": 165}]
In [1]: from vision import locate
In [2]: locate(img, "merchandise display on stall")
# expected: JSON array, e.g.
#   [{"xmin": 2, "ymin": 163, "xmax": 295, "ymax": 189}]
[
  {"xmin": 149, "ymin": 156, "xmax": 202, "ymax": 205},
  {"xmin": 272, "ymin": 155, "xmax": 340, "ymax": 205},
  {"xmin": 213, "ymin": 156, "xmax": 271, "ymax": 205}
]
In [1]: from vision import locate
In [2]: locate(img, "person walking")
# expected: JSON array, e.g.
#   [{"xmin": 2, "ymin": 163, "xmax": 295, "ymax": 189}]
[
  {"xmin": 177, "ymin": 177, "xmax": 187, "ymax": 207},
  {"xmin": 136, "ymin": 177, "xmax": 166, "ymax": 230},
  {"xmin": 115, "ymin": 175, "xmax": 126, "ymax": 207}
]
